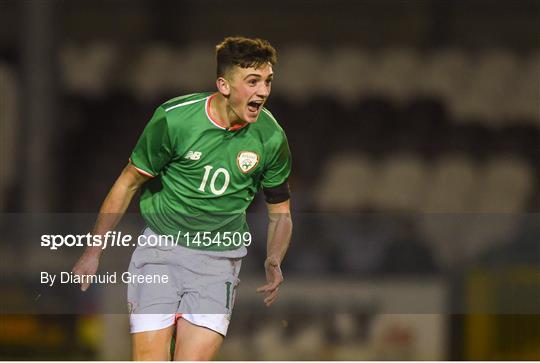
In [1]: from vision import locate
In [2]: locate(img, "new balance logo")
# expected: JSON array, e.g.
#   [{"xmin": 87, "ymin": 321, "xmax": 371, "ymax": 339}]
[{"xmin": 185, "ymin": 151, "xmax": 202, "ymax": 160}]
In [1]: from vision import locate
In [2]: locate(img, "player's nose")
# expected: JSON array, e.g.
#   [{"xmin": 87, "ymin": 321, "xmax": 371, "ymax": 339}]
[{"xmin": 257, "ymin": 85, "xmax": 270, "ymax": 98}]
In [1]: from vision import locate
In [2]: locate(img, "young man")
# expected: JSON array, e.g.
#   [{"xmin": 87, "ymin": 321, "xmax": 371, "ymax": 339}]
[{"xmin": 72, "ymin": 37, "xmax": 292, "ymax": 360}]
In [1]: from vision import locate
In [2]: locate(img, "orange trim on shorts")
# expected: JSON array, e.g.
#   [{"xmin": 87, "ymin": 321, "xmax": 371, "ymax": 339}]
[{"xmin": 175, "ymin": 313, "xmax": 183, "ymax": 322}]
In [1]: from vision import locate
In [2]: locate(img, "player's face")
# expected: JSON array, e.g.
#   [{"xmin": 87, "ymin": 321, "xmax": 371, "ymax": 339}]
[{"xmin": 226, "ymin": 63, "xmax": 273, "ymax": 123}]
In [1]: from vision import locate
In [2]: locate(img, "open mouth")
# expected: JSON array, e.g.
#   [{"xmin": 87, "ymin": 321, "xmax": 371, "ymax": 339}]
[{"xmin": 247, "ymin": 100, "xmax": 263, "ymax": 113}]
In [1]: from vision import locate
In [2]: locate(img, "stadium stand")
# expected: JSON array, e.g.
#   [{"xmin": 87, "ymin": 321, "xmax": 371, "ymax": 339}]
[{"xmin": 2, "ymin": 45, "xmax": 538, "ymax": 274}]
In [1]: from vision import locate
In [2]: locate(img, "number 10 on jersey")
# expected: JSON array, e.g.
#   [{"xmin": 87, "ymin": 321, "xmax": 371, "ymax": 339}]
[{"xmin": 198, "ymin": 165, "xmax": 230, "ymax": 195}]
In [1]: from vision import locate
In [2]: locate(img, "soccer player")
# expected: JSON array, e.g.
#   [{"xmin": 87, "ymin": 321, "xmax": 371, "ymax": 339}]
[{"xmin": 72, "ymin": 36, "xmax": 292, "ymax": 360}]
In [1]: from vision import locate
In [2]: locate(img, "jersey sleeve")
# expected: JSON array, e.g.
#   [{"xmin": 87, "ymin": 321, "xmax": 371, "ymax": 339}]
[
  {"xmin": 261, "ymin": 130, "xmax": 292, "ymax": 189},
  {"xmin": 129, "ymin": 106, "xmax": 173, "ymax": 177}
]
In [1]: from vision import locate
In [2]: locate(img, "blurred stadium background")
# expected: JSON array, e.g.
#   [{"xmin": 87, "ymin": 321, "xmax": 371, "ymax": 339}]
[{"xmin": 0, "ymin": 0, "xmax": 539, "ymax": 360}]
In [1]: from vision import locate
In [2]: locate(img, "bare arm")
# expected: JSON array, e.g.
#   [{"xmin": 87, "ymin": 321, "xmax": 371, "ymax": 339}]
[
  {"xmin": 256, "ymin": 199, "xmax": 293, "ymax": 306},
  {"xmin": 72, "ymin": 163, "xmax": 149, "ymax": 290}
]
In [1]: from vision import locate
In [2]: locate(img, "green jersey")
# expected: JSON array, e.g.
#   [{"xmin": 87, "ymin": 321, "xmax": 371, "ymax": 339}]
[{"xmin": 130, "ymin": 92, "xmax": 291, "ymax": 251}]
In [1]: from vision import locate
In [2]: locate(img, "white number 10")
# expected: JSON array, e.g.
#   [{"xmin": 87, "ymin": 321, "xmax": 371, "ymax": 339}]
[{"xmin": 198, "ymin": 165, "xmax": 230, "ymax": 195}]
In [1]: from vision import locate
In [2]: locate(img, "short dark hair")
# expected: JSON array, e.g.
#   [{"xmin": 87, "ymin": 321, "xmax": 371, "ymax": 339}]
[{"xmin": 216, "ymin": 36, "xmax": 277, "ymax": 77}]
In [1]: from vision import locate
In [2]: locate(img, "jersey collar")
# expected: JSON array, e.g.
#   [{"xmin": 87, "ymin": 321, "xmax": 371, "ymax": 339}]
[{"xmin": 205, "ymin": 93, "xmax": 249, "ymax": 132}]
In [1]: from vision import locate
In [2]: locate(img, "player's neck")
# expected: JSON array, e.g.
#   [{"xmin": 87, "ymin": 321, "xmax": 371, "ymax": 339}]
[{"xmin": 211, "ymin": 93, "xmax": 246, "ymax": 129}]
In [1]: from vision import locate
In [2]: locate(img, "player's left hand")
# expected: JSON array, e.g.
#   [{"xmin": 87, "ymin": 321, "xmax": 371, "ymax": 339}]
[{"xmin": 256, "ymin": 256, "xmax": 283, "ymax": 306}]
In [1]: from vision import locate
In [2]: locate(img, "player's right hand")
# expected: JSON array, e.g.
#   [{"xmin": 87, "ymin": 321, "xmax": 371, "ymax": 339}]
[
  {"xmin": 71, "ymin": 249, "xmax": 100, "ymax": 291},
  {"xmin": 256, "ymin": 256, "xmax": 283, "ymax": 307}
]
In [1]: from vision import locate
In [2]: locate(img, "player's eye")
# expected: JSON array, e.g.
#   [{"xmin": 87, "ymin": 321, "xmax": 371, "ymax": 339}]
[{"xmin": 247, "ymin": 79, "xmax": 257, "ymax": 86}]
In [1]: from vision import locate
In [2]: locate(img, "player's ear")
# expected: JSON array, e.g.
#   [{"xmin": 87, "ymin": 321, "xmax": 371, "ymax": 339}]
[{"xmin": 216, "ymin": 77, "xmax": 230, "ymax": 97}]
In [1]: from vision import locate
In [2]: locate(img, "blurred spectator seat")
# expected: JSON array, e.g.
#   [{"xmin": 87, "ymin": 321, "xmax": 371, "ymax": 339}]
[
  {"xmin": 324, "ymin": 48, "xmax": 374, "ymax": 104},
  {"xmin": 126, "ymin": 43, "xmax": 215, "ymax": 100},
  {"xmin": 275, "ymin": 46, "xmax": 326, "ymax": 102},
  {"xmin": 372, "ymin": 153, "xmax": 427, "ymax": 211},
  {"xmin": 473, "ymin": 156, "xmax": 534, "ymax": 212},
  {"xmin": 418, "ymin": 155, "xmax": 533, "ymax": 267},
  {"xmin": 416, "ymin": 49, "xmax": 471, "ymax": 107},
  {"xmin": 505, "ymin": 51, "xmax": 540, "ymax": 122},
  {"xmin": 458, "ymin": 214, "xmax": 520, "ymax": 262},
  {"xmin": 127, "ymin": 44, "xmax": 177, "ymax": 100},
  {"xmin": 289, "ymin": 321, "xmax": 326, "ymax": 359},
  {"xmin": 174, "ymin": 44, "xmax": 215, "ymax": 91},
  {"xmin": 331, "ymin": 213, "xmax": 397, "ymax": 274},
  {"xmin": 60, "ymin": 42, "xmax": 118, "ymax": 97},
  {"xmin": 453, "ymin": 49, "xmax": 519, "ymax": 123},
  {"xmin": 379, "ymin": 218, "xmax": 438, "ymax": 275},
  {"xmin": 422, "ymin": 153, "xmax": 478, "ymax": 212},
  {"xmin": 417, "ymin": 214, "xmax": 466, "ymax": 269},
  {"xmin": 252, "ymin": 323, "xmax": 288, "ymax": 360},
  {"xmin": 316, "ymin": 152, "xmax": 375, "ymax": 211},
  {"xmin": 372, "ymin": 47, "xmax": 420, "ymax": 101}
]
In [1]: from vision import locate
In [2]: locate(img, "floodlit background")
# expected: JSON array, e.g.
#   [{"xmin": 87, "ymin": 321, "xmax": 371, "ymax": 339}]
[{"xmin": 1, "ymin": 0, "xmax": 539, "ymax": 360}]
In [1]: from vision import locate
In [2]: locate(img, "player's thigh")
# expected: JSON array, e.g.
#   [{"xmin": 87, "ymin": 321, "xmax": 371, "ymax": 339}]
[
  {"xmin": 174, "ymin": 318, "xmax": 224, "ymax": 361},
  {"xmin": 132, "ymin": 325, "xmax": 175, "ymax": 361}
]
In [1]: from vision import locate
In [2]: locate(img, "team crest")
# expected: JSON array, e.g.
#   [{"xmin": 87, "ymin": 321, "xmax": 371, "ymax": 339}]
[{"xmin": 237, "ymin": 151, "xmax": 259, "ymax": 173}]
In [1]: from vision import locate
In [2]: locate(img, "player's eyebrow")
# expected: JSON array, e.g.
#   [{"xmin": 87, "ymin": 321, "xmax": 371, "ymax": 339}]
[
  {"xmin": 243, "ymin": 73, "xmax": 274, "ymax": 80},
  {"xmin": 243, "ymin": 74, "xmax": 262, "ymax": 80}
]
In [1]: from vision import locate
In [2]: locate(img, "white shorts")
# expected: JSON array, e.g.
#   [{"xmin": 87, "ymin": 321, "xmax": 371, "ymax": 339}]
[
  {"xmin": 128, "ymin": 227, "xmax": 245, "ymax": 336},
  {"xmin": 129, "ymin": 312, "xmax": 233, "ymax": 337}
]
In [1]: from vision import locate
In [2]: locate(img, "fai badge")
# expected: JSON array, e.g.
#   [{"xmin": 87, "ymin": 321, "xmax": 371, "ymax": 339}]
[{"xmin": 237, "ymin": 151, "xmax": 259, "ymax": 173}]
